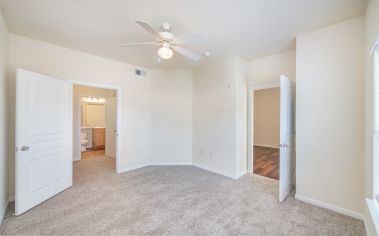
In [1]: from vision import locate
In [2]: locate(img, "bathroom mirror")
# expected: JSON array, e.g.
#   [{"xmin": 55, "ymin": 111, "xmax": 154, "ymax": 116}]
[{"xmin": 81, "ymin": 103, "xmax": 106, "ymax": 127}]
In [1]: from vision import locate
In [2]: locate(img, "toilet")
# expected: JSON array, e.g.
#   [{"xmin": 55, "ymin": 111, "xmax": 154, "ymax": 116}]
[{"xmin": 80, "ymin": 132, "xmax": 89, "ymax": 152}]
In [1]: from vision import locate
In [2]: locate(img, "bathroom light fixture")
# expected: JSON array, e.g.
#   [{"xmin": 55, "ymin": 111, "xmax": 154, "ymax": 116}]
[
  {"xmin": 157, "ymin": 42, "xmax": 173, "ymax": 60},
  {"xmin": 81, "ymin": 97, "xmax": 106, "ymax": 104}
]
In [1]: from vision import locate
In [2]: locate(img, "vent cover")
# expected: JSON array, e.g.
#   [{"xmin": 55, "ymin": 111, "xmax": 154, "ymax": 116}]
[{"xmin": 135, "ymin": 69, "xmax": 146, "ymax": 76}]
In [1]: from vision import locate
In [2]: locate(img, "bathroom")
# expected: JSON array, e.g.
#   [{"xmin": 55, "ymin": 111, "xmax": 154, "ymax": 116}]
[{"xmin": 74, "ymin": 85, "xmax": 117, "ymax": 161}]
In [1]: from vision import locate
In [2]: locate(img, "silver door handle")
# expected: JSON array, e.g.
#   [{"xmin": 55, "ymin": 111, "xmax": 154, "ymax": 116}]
[{"xmin": 20, "ymin": 146, "xmax": 30, "ymax": 151}]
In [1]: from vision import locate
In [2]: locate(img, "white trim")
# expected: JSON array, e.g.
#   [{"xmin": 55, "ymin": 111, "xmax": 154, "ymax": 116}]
[
  {"xmin": 118, "ymin": 163, "xmax": 244, "ymax": 179},
  {"xmin": 370, "ymin": 40, "xmax": 379, "ymax": 56},
  {"xmin": 252, "ymin": 82, "xmax": 281, "ymax": 91},
  {"xmin": 66, "ymin": 81, "xmax": 73, "ymax": 188},
  {"xmin": 366, "ymin": 198, "xmax": 379, "ymax": 235},
  {"xmin": 1, "ymin": 196, "xmax": 15, "ymax": 224},
  {"xmin": 247, "ymin": 87, "xmax": 253, "ymax": 173},
  {"xmin": 253, "ymin": 144, "xmax": 280, "ymax": 149},
  {"xmin": 149, "ymin": 162, "xmax": 193, "ymax": 166},
  {"xmin": 235, "ymin": 170, "xmax": 247, "ymax": 179},
  {"xmin": 117, "ymin": 164, "xmax": 150, "ymax": 174},
  {"xmin": 363, "ymin": 215, "xmax": 369, "ymax": 236},
  {"xmin": 69, "ymin": 80, "xmax": 122, "ymax": 174},
  {"xmin": 295, "ymin": 194, "xmax": 365, "ymax": 220},
  {"xmin": 192, "ymin": 164, "xmax": 237, "ymax": 179},
  {"xmin": 1, "ymin": 199, "xmax": 8, "ymax": 224}
]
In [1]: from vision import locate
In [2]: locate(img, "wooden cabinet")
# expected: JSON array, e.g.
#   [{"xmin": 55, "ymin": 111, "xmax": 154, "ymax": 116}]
[{"xmin": 92, "ymin": 128, "xmax": 105, "ymax": 150}]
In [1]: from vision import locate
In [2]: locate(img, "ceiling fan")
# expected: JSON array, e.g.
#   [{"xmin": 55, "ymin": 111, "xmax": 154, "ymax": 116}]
[{"xmin": 120, "ymin": 21, "xmax": 209, "ymax": 61}]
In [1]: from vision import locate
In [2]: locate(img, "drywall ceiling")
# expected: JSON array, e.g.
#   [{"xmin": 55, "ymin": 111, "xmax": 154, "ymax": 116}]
[{"xmin": 0, "ymin": 0, "xmax": 367, "ymax": 69}]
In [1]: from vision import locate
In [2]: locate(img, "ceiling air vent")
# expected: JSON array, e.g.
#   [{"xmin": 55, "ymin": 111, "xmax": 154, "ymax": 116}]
[{"xmin": 135, "ymin": 69, "xmax": 146, "ymax": 76}]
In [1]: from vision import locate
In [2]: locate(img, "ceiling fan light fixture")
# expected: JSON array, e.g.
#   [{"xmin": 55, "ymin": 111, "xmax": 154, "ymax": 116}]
[{"xmin": 158, "ymin": 46, "xmax": 173, "ymax": 59}]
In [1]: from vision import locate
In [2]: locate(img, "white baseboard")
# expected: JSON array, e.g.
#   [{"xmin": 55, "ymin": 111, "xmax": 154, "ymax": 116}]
[
  {"xmin": 235, "ymin": 170, "xmax": 247, "ymax": 179},
  {"xmin": 192, "ymin": 164, "xmax": 237, "ymax": 179},
  {"xmin": 117, "ymin": 164, "xmax": 150, "ymax": 174},
  {"xmin": 149, "ymin": 162, "xmax": 193, "ymax": 166},
  {"xmin": 253, "ymin": 144, "xmax": 279, "ymax": 149},
  {"xmin": 118, "ymin": 162, "xmax": 245, "ymax": 180},
  {"xmin": 366, "ymin": 198, "xmax": 379, "ymax": 235},
  {"xmin": 295, "ymin": 194, "xmax": 365, "ymax": 220},
  {"xmin": 1, "ymin": 199, "xmax": 8, "ymax": 224},
  {"xmin": 1, "ymin": 195, "xmax": 14, "ymax": 224}
]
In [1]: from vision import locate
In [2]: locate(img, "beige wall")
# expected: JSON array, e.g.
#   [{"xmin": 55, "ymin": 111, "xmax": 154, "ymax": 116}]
[
  {"xmin": 150, "ymin": 70, "xmax": 193, "ymax": 165},
  {"xmin": 0, "ymin": 10, "xmax": 9, "ymax": 222},
  {"xmin": 247, "ymin": 50, "xmax": 296, "ymax": 86},
  {"xmin": 296, "ymin": 17, "xmax": 364, "ymax": 215},
  {"xmin": 192, "ymin": 57, "xmax": 247, "ymax": 178},
  {"xmin": 253, "ymin": 88, "xmax": 280, "ymax": 147},
  {"xmin": 364, "ymin": 0, "xmax": 379, "ymax": 235}
]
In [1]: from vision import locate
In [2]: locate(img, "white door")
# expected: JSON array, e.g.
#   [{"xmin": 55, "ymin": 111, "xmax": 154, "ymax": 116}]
[
  {"xmin": 279, "ymin": 75, "xmax": 295, "ymax": 202},
  {"xmin": 105, "ymin": 97, "xmax": 117, "ymax": 158},
  {"xmin": 16, "ymin": 69, "xmax": 72, "ymax": 215}
]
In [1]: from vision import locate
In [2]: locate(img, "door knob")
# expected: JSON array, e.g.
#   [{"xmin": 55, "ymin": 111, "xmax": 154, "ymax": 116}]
[{"xmin": 20, "ymin": 146, "xmax": 30, "ymax": 151}]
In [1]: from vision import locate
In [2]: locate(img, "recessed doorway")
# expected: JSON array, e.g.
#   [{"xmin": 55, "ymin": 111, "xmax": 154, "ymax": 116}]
[
  {"xmin": 252, "ymin": 87, "xmax": 280, "ymax": 180},
  {"xmin": 247, "ymin": 75, "xmax": 296, "ymax": 202},
  {"xmin": 72, "ymin": 82, "xmax": 120, "ymax": 173}
]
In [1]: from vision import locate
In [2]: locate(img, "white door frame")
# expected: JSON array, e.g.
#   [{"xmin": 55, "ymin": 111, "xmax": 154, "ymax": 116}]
[
  {"xmin": 68, "ymin": 80, "xmax": 122, "ymax": 173},
  {"xmin": 247, "ymin": 82, "xmax": 280, "ymax": 173}
]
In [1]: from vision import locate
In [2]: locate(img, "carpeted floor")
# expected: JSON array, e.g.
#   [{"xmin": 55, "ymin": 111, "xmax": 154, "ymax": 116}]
[{"xmin": 0, "ymin": 157, "xmax": 365, "ymax": 235}]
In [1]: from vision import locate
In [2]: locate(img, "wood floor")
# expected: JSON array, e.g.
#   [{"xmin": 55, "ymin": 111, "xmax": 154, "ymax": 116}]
[
  {"xmin": 253, "ymin": 145, "xmax": 279, "ymax": 180},
  {"xmin": 81, "ymin": 149, "xmax": 105, "ymax": 159}
]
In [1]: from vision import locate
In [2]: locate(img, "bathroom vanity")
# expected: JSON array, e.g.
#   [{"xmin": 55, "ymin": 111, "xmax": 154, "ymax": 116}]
[{"xmin": 92, "ymin": 127, "xmax": 105, "ymax": 150}]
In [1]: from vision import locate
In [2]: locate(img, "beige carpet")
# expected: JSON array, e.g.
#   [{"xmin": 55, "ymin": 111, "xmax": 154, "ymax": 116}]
[{"xmin": 1, "ymin": 157, "xmax": 365, "ymax": 235}]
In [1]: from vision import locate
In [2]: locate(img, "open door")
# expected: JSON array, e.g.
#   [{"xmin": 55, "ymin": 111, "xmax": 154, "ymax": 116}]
[
  {"xmin": 279, "ymin": 75, "xmax": 295, "ymax": 202},
  {"xmin": 16, "ymin": 69, "xmax": 72, "ymax": 215},
  {"xmin": 105, "ymin": 97, "xmax": 117, "ymax": 158}
]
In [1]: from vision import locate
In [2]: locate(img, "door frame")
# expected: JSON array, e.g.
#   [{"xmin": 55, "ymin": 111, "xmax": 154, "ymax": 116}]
[
  {"xmin": 68, "ymin": 80, "xmax": 122, "ymax": 173},
  {"xmin": 247, "ymin": 82, "xmax": 281, "ymax": 173}
]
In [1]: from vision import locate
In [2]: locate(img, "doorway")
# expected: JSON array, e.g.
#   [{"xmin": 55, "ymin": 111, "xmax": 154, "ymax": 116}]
[
  {"xmin": 72, "ymin": 82, "xmax": 120, "ymax": 173},
  {"xmin": 247, "ymin": 75, "xmax": 296, "ymax": 202},
  {"xmin": 252, "ymin": 87, "xmax": 280, "ymax": 180},
  {"xmin": 14, "ymin": 69, "xmax": 122, "ymax": 215}
]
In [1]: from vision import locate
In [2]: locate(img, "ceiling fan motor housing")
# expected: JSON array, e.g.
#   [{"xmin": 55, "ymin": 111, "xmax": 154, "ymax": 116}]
[
  {"xmin": 159, "ymin": 31, "xmax": 175, "ymax": 42},
  {"xmin": 161, "ymin": 22, "xmax": 171, "ymax": 31}
]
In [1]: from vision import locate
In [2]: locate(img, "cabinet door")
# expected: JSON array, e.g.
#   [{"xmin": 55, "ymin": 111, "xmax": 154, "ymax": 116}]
[{"xmin": 92, "ymin": 128, "xmax": 105, "ymax": 149}]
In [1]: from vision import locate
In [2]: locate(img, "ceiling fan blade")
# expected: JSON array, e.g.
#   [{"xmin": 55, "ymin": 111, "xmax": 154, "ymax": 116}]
[
  {"xmin": 119, "ymin": 42, "xmax": 160, "ymax": 48},
  {"xmin": 174, "ymin": 46, "xmax": 203, "ymax": 61},
  {"xmin": 135, "ymin": 21, "xmax": 162, "ymax": 40},
  {"xmin": 174, "ymin": 33, "xmax": 207, "ymax": 44}
]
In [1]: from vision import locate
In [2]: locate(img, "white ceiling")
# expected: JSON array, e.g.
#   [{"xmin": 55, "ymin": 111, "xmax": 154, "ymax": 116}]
[{"xmin": 0, "ymin": 0, "xmax": 367, "ymax": 69}]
